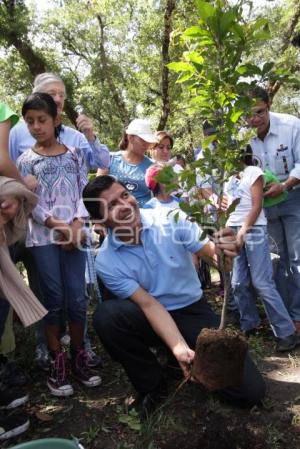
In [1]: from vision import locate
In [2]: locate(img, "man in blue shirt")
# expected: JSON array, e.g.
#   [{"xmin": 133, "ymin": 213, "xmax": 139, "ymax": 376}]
[{"xmin": 83, "ymin": 175, "xmax": 266, "ymax": 420}]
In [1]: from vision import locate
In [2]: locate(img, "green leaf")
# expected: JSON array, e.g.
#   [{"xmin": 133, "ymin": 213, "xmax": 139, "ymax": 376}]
[
  {"xmin": 252, "ymin": 25, "xmax": 270, "ymax": 41},
  {"xmin": 179, "ymin": 201, "xmax": 191, "ymax": 214},
  {"xmin": 236, "ymin": 64, "xmax": 261, "ymax": 76},
  {"xmin": 167, "ymin": 61, "xmax": 193, "ymax": 72},
  {"xmin": 261, "ymin": 62, "xmax": 274, "ymax": 75},
  {"xmin": 219, "ymin": 10, "xmax": 236, "ymax": 38},
  {"xmin": 156, "ymin": 165, "xmax": 177, "ymax": 184},
  {"xmin": 202, "ymin": 135, "xmax": 217, "ymax": 149},
  {"xmin": 118, "ymin": 413, "xmax": 141, "ymax": 432},
  {"xmin": 187, "ymin": 51, "xmax": 204, "ymax": 65},
  {"xmin": 183, "ymin": 26, "xmax": 204, "ymax": 38},
  {"xmin": 230, "ymin": 110, "xmax": 242, "ymax": 123},
  {"xmin": 250, "ymin": 17, "xmax": 269, "ymax": 32},
  {"xmin": 195, "ymin": 1, "xmax": 215, "ymax": 21},
  {"xmin": 176, "ymin": 72, "xmax": 194, "ymax": 83},
  {"xmin": 231, "ymin": 23, "xmax": 244, "ymax": 40},
  {"xmin": 200, "ymin": 230, "xmax": 208, "ymax": 241}
]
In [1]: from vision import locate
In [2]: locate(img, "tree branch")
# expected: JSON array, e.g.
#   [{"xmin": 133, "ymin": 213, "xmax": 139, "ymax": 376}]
[
  {"xmin": 96, "ymin": 13, "xmax": 129, "ymax": 124},
  {"xmin": 267, "ymin": 4, "xmax": 300, "ymax": 101},
  {"xmin": 157, "ymin": 0, "xmax": 176, "ymax": 131}
]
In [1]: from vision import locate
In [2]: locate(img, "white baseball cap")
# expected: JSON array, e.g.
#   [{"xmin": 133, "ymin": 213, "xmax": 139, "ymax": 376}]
[{"xmin": 126, "ymin": 119, "xmax": 158, "ymax": 143}]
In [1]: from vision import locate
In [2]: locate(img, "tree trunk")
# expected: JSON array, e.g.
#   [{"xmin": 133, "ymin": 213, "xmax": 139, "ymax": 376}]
[
  {"xmin": 96, "ymin": 13, "xmax": 129, "ymax": 125},
  {"xmin": 267, "ymin": 4, "xmax": 300, "ymax": 102},
  {"xmin": 157, "ymin": 0, "xmax": 176, "ymax": 131},
  {"xmin": 0, "ymin": 0, "xmax": 78, "ymax": 125}
]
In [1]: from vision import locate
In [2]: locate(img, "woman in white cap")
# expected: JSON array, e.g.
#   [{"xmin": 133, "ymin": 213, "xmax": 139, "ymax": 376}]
[{"xmin": 97, "ymin": 119, "xmax": 157, "ymax": 207}]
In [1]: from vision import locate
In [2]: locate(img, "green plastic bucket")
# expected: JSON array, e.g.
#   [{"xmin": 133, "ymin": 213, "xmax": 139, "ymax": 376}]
[{"xmin": 9, "ymin": 438, "xmax": 84, "ymax": 449}]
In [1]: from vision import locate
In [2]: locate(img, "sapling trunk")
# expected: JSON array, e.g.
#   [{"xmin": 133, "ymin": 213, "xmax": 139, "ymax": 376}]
[
  {"xmin": 190, "ymin": 196, "xmax": 248, "ymax": 391},
  {"xmin": 218, "ymin": 252, "xmax": 229, "ymax": 330}
]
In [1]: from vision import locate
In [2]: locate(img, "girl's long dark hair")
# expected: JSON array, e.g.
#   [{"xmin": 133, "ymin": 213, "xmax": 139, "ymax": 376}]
[{"xmin": 22, "ymin": 92, "xmax": 60, "ymax": 138}]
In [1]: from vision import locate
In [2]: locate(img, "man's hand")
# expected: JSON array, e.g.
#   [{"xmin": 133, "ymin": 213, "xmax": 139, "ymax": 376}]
[
  {"xmin": 76, "ymin": 114, "xmax": 95, "ymax": 141},
  {"xmin": 212, "ymin": 227, "xmax": 240, "ymax": 272},
  {"xmin": 173, "ymin": 343, "xmax": 195, "ymax": 378},
  {"xmin": 214, "ymin": 227, "xmax": 240, "ymax": 256},
  {"xmin": 264, "ymin": 182, "xmax": 284, "ymax": 198}
]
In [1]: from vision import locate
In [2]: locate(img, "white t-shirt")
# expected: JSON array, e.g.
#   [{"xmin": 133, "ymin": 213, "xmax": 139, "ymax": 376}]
[
  {"xmin": 173, "ymin": 163, "xmax": 184, "ymax": 173},
  {"xmin": 226, "ymin": 166, "xmax": 267, "ymax": 226},
  {"xmin": 144, "ymin": 196, "xmax": 182, "ymax": 210}
]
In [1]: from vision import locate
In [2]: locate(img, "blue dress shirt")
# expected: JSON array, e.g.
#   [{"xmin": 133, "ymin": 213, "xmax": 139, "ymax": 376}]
[{"xmin": 95, "ymin": 209, "xmax": 209, "ymax": 311}]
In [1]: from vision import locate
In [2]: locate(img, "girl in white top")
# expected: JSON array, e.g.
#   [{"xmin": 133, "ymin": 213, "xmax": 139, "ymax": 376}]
[{"xmin": 226, "ymin": 146, "xmax": 296, "ymax": 350}]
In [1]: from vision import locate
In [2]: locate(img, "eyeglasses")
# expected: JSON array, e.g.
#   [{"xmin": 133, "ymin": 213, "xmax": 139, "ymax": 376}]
[
  {"xmin": 249, "ymin": 108, "xmax": 268, "ymax": 118},
  {"xmin": 46, "ymin": 90, "xmax": 66, "ymax": 99}
]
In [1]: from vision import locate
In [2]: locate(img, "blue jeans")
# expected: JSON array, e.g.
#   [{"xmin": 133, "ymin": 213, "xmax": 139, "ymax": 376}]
[
  {"xmin": 10, "ymin": 240, "xmax": 47, "ymax": 351},
  {"xmin": 30, "ymin": 245, "xmax": 87, "ymax": 325},
  {"xmin": 264, "ymin": 189, "xmax": 300, "ymax": 321},
  {"xmin": 231, "ymin": 226, "xmax": 295, "ymax": 338}
]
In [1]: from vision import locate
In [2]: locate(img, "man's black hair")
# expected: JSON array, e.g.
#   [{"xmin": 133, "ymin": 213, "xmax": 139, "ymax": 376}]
[
  {"xmin": 249, "ymin": 86, "xmax": 269, "ymax": 104},
  {"xmin": 83, "ymin": 175, "xmax": 126, "ymax": 219}
]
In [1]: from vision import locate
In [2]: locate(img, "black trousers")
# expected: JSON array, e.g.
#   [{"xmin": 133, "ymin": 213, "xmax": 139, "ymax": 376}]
[{"xmin": 93, "ymin": 297, "xmax": 266, "ymax": 406}]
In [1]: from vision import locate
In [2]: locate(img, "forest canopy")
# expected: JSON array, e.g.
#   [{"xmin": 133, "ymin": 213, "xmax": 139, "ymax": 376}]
[{"xmin": 0, "ymin": 0, "xmax": 300, "ymax": 154}]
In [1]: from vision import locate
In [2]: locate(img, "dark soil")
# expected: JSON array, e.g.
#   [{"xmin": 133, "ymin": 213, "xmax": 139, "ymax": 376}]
[
  {"xmin": 3, "ymin": 284, "xmax": 300, "ymax": 449},
  {"xmin": 192, "ymin": 328, "xmax": 248, "ymax": 390}
]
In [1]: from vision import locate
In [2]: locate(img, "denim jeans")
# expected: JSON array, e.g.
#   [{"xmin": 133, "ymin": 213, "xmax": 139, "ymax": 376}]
[
  {"xmin": 231, "ymin": 226, "xmax": 295, "ymax": 338},
  {"xmin": 264, "ymin": 189, "xmax": 300, "ymax": 321},
  {"xmin": 30, "ymin": 244, "xmax": 87, "ymax": 325},
  {"xmin": 10, "ymin": 240, "xmax": 47, "ymax": 350}
]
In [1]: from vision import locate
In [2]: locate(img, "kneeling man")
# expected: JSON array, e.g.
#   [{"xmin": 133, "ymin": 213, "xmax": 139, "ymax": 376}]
[{"xmin": 83, "ymin": 175, "xmax": 266, "ymax": 419}]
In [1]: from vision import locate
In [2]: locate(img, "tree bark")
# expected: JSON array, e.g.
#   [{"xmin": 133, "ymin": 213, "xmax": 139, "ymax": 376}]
[
  {"xmin": 0, "ymin": 0, "xmax": 78, "ymax": 125},
  {"xmin": 157, "ymin": 0, "xmax": 176, "ymax": 131},
  {"xmin": 96, "ymin": 13, "xmax": 129, "ymax": 124},
  {"xmin": 267, "ymin": 4, "xmax": 300, "ymax": 102}
]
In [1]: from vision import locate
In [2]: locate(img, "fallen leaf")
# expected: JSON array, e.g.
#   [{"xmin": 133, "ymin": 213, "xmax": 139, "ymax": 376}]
[{"xmin": 36, "ymin": 411, "xmax": 53, "ymax": 422}]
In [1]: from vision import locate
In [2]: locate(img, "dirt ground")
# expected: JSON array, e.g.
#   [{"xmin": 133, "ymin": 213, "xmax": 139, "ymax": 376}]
[{"xmin": 3, "ymin": 284, "xmax": 300, "ymax": 449}]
